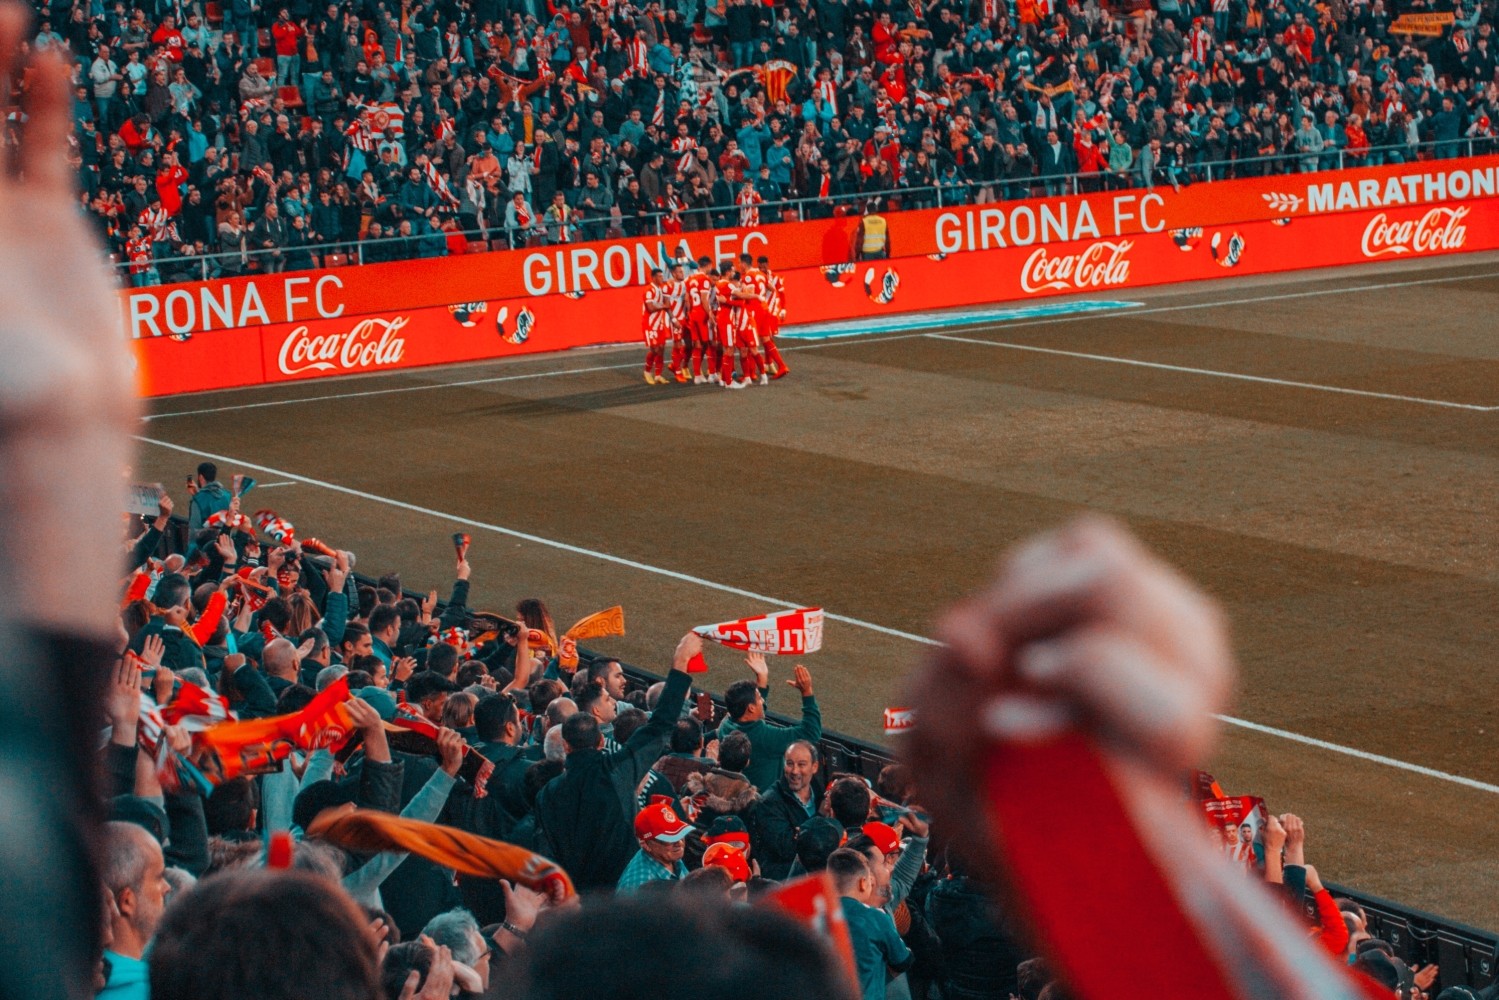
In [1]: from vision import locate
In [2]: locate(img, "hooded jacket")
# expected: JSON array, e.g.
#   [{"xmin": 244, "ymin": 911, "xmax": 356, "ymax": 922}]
[{"xmin": 187, "ymin": 480, "xmax": 231, "ymax": 532}]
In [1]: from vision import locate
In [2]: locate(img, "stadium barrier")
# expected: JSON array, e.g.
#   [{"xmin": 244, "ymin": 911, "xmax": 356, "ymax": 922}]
[{"xmin": 129, "ymin": 154, "xmax": 1499, "ymax": 397}]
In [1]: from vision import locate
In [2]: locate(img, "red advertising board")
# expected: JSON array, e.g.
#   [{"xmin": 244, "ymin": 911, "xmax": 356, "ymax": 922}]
[
  {"xmin": 123, "ymin": 155, "xmax": 1499, "ymax": 342},
  {"xmin": 130, "ymin": 164, "xmax": 1499, "ymax": 397}
]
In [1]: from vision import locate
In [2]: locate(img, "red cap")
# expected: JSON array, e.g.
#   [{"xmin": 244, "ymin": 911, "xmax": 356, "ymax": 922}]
[
  {"xmin": 634, "ymin": 802, "xmax": 693, "ymax": 843},
  {"xmin": 861, "ymin": 821, "xmax": 902, "ymax": 856},
  {"xmin": 702, "ymin": 842, "xmax": 752, "ymax": 883}
]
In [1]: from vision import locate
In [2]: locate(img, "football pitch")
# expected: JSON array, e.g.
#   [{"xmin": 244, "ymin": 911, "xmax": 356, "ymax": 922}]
[{"xmin": 135, "ymin": 250, "xmax": 1499, "ymax": 928}]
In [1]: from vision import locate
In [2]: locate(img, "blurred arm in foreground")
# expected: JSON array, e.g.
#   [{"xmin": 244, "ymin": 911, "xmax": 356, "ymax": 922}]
[
  {"xmin": 905, "ymin": 517, "xmax": 1388, "ymax": 1000},
  {"xmin": 0, "ymin": 4, "xmax": 140, "ymax": 998}
]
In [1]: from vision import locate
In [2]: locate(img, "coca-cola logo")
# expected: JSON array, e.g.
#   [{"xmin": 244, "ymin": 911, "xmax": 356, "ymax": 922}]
[
  {"xmin": 277, "ymin": 316, "xmax": 409, "ymax": 375},
  {"xmin": 1361, "ymin": 206, "xmax": 1469, "ymax": 258},
  {"xmin": 1021, "ymin": 240, "xmax": 1134, "ymax": 293}
]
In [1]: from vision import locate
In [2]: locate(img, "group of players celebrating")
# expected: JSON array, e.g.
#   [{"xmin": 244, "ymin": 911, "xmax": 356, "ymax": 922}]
[{"xmin": 641, "ymin": 254, "xmax": 789, "ymax": 389}]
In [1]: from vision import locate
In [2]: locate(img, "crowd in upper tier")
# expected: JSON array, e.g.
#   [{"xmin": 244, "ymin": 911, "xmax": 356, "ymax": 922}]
[{"xmin": 26, "ymin": 0, "xmax": 1498, "ymax": 283}]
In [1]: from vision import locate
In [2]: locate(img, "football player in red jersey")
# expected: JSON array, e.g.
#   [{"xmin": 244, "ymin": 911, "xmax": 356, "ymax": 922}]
[
  {"xmin": 758, "ymin": 255, "xmax": 789, "ymax": 379},
  {"xmin": 666, "ymin": 259, "xmax": 690, "ymax": 382},
  {"xmin": 641, "ymin": 269, "xmax": 673, "ymax": 384},
  {"xmin": 683, "ymin": 257, "xmax": 717, "ymax": 384},
  {"xmin": 711, "ymin": 262, "xmax": 736, "ymax": 386},
  {"xmin": 718, "ymin": 263, "xmax": 763, "ymax": 389}
]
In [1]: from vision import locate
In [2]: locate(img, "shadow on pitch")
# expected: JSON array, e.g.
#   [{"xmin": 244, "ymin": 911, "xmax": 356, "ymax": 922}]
[{"xmin": 458, "ymin": 380, "xmax": 718, "ymax": 419}]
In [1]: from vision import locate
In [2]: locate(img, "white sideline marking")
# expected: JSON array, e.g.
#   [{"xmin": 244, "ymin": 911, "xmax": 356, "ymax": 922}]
[
  {"xmin": 927, "ymin": 333, "xmax": 1499, "ymax": 411},
  {"xmin": 142, "ymin": 362, "xmax": 645, "ymax": 420},
  {"xmin": 1213, "ymin": 715, "xmax": 1499, "ymax": 795},
  {"xmin": 254, "ymin": 481, "xmax": 296, "ymax": 489},
  {"xmin": 135, "ymin": 432, "xmax": 1499, "ymax": 795},
  {"xmin": 134, "ymin": 435, "xmax": 931, "ymax": 647}
]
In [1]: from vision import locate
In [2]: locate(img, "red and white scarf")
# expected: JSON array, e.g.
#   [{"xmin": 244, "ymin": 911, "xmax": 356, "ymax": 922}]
[
  {"xmin": 694, "ymin": 607, "xmax": 823, "ymax": 655},
  {"xmin": 627, "ymin": 37, "xmax": 649, "ymax": 77},
  {"xmin": 672, "ymin": 135, "xmax": 698, "ymax": 174},
  {"xmin": 737, "ymin": 184, "xmax": 762, "ymax": 227}
]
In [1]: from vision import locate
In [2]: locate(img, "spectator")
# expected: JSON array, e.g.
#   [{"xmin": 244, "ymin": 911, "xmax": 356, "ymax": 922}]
[
  {"xmin": 750, "ymin": 739, "xmax": 824, "ymax": 879},
  {"xmin": 533, "ymin": 633, "xmax": 694, "ymax": 891},
  {"xmin": 615, "ymin": 800, "xmax": 693, "ymax": 892},
  {"xmin": 718, "ymin": 654, "xmax": 822, "ymax": 790},
  {"xmin": 100, "ymin": 822, "xmax": 171, "ymax": 1000},
  {"xmin": 831, "ymin": 847, "xmax": 915, "ymax": 1000}
]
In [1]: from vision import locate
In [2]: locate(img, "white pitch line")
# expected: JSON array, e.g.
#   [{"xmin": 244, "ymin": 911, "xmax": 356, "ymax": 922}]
[
  {"xmin": 133, "ymin": 434, "xmax": 931, "ymax": 646},
  {"xmin": 1214, "ymin": 715, "xmax": 1499, "ymax": 795},
  {"xmin": 252, "ymin": 481, "xmax": 296, "ymax": 489},
  {"xmin": 927, "ymin": 333, "xmax": 1498, "ymax": 411},
  {"xmin": 135, "ymin": 432, "xmax": 1499, "ymax": 795},
  {"xmin": 141, "ymin": 361, "xmax": 644, "ymax": 421}
]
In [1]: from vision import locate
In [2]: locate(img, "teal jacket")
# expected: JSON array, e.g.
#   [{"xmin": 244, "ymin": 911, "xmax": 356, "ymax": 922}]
[
  {"xmin": 717, "ymin": 688, "xmax": 822, "ymax": 791},
  {"xmin": 100, "ymin": 951, "xmax": 150, "ymax": 1000}
]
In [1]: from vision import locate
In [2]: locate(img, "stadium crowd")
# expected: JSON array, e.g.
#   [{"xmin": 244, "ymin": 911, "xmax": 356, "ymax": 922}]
[
  {"xmin": 82, "ymin": 465, "xmax": 1449, "ymax": 1000},
  {"xmin": 0, "ymin": 9, "xmax": 1488, "ymax": 998},
  {"xmin": 28, "ymin": 0, "xmax": 1499, "ymax": 282}
]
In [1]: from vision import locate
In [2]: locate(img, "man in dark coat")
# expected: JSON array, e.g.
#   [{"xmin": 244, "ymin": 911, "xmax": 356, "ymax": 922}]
[{"xmin": 533, "ymin": 633, "xmax": 697, "ymax": 892}]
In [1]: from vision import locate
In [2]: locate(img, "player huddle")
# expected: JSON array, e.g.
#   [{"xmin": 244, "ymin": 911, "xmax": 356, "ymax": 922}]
[{"xmin": 641, "ymin": 254, "xmax": 789, "ymax": 389}]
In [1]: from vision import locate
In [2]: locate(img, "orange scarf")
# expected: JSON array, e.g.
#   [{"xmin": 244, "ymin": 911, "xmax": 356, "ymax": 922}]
[{"xmin": 308, "ymin": 808, "xmax": 575, "ymax": 902}]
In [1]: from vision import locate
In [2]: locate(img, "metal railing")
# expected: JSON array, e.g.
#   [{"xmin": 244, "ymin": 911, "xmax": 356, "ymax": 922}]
[{"xmin": 115, "ymin": 136, "xmax": 1496, "ymax": 287}]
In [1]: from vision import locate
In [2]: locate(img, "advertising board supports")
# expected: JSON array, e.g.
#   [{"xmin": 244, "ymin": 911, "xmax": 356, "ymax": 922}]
[{"xmin": 128, "ymin": 156, "xmax": 1499, "ymax": 397}]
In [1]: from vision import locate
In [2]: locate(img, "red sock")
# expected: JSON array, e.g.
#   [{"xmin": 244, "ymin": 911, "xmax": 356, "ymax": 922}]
[
  {"xmin": 720, "ymin": 350, "xmax": 737, "ymax": 384},
  {"xmin": 742, "ymin": 350, "xmax": 761, "ymax": 380},
  {"xmin": 763, "ymin": 340, "xmax": 786, "ymax": 373},
  {"xmin": 669, "ymin": 341, "xmax": 684, "ymax": 373}
]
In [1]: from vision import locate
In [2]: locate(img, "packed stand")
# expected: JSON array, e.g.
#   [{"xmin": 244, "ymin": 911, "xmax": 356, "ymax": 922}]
[
  {"xmin": 31, "ymin": 0, "xmax": 1499, "ymax": 283},
  {"xmin": 81, "ymin": 463, "xmax": 1458, "ymax": 1000}
]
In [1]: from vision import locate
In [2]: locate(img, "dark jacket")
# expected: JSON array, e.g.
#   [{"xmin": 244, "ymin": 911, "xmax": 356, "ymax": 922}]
[
  {"xmin": 381, "ymin": 752, "xmax": 462, "ymax": 936},
  {"xmin": 128, "ymin": 618, "xmax": 205, "ymax": 674},
  {"xmin": 749, "ymin": 776, "xmax": 824, "ymax": 880},
  {"xmin": 926, "ymin": 875, "xmax": 1026, "ymax": 1000},
  {"xmin": 534, "ymin": 668, "xmax": 691, "ymax": 892}
]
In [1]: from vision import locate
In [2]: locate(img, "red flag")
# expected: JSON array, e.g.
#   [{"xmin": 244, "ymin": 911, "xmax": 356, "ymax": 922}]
[
  {"xmin": 377, "ymin": 707, "xmax": 495, "ymax": 797},
  {"xmin": 254, "ymin": 509, "xmax": 296, "ymax": 545},
  {"xmin": 883, "ymin": 706, "xmax": 914, "ymax": 736},
  {"xmin": 761, "ymin": 873, "xmax": 857, "ymax": 987},
  {"xmin": 694, "ymin": 607, "xmax": 823, "ymax": 654},
  {"xmin": 974, "ymin": 734, "xmax": 1381, "ymax": 1000}
]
